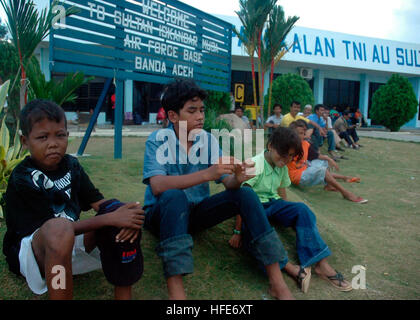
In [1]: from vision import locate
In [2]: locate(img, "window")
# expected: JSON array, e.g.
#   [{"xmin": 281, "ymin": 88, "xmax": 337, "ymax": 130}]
[{"xmin": 323, "ymin": 79, "xmax": 360, "ymax": 112}]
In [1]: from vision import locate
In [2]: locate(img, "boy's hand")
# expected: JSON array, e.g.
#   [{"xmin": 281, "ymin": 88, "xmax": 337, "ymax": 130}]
[
  {"xmin": 327, "ymin": 158, "xmax": 340, "ymax": 171},
  {"xmin": 229, "ymin": 234, "xmax": 242, "ymax": 249},
  {"xmin": 205, "ymin": 156, "xmax": 236, "ymax": 181},
  {"xmin": 233, "ymin": 159, "xmax": 256, "ymax": 184},
  {"xmin": 109, "ymin": 202, "xmax": 145, "ymax": 230},
  {"xmin": 115, "ymin": 228, "xmax": 139, "ymax": 243}
]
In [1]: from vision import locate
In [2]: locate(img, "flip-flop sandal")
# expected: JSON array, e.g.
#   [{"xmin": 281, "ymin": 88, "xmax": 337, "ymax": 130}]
[
  {"xmin": 347, "ymin": 177, "xmax": 361, "ymax": 183},
  {"xmin": 351, "ymin": 197, "xmax": 368, "ymax": 204},
  {"xmin": 319, "ymin": 270, "xmax": 353, "ymax": 292},
  {"xmin": 297, "ymin": 266, "xmax": 312, "ymax": 293}
]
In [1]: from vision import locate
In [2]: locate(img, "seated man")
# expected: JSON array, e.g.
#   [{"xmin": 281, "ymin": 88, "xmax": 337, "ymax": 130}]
[
  {"xmin": 297, "ymin": 104, "xmax": 312, "ymax": 118},
  {"xmin": 321, "ymin": 106, "xmax": 345, "ymax": 153},
  {"xmin": 234, "ymin": 106, "xmax": 252, "ymax": 129},
  {"xmin": 333, "ymin": 111, "xmax": 362, "ymax": 149},
  {"xmin": 307, "ymin": 104, "xmax": 337, "ymax": 158},
  {"xmin": 281, "ymin": 101, "xmax": 323, "ymax": 142},
  {"xmin": 265, "ymin": 103, "xmax": 284, "ymax": 136}
]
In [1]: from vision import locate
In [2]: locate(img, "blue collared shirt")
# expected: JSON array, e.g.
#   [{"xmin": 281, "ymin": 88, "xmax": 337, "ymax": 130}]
[
  {"xmin": 307, "ymin": 114, "xmax": 326, "ymax": 128},
  {"xmin": 142, "ymin": 123, "xmax": 225, "ymax": 207}
]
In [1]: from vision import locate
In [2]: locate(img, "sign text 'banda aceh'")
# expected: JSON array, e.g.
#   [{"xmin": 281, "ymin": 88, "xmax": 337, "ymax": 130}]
[{"xmin": 49, "ymin": 0, "xmax": 232, "ymax": 92}]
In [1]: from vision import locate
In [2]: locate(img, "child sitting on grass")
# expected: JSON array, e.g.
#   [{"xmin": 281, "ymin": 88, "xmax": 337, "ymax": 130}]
[
  {"xmin": 229, "ymin": 127, "xmax": 353, "ymax": 292},
  {"xmin": 143, "ymin": 78, "xmax": 296, "ymax": 300},
  {"xmin": 288, "ymin": 120, "xmax": 368, "ymax": 204},
  {"xmin": 2, "ymin": 100, "xmax": 145, "ymax": 300}
]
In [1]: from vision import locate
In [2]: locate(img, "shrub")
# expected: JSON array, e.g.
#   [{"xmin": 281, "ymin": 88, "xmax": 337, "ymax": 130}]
[
  {"xmin": 370, "ymin": 74, "xmax": 418, "ymax": 132},
  {"xmin": 203, "ymin": 108, "xmax": 231, "ymax": 132},
  {"xmin": 205, "ymin": 90, "xmax": 231, "ymax": 115},
  {"xmin": 0, "ymin": 80, "xmax": 29, "ymax": 218},
  {"xmin": 266, "ymin": 73, "xmax": 314, "ymax": 115}
]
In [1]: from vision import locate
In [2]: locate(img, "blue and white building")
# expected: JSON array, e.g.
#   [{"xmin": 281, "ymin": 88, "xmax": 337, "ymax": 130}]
[{"xmin": 33, "ymin": 3, "xmax": 420, "ymax": 128}]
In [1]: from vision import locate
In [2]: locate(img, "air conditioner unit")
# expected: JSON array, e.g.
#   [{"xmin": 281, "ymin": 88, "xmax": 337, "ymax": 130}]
[{"xmin": 299, "ymin": 68, "xmax": 313, "ymax": 80}]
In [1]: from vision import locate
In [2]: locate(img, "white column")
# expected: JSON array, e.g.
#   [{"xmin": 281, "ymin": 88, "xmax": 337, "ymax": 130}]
[{"xmin": 124, "ymin": 80, "xmax": 133, "ymax": 120}]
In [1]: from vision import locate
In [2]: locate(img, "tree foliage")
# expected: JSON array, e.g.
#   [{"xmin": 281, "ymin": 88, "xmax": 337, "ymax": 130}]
[
  {"xmin": 27, "ymin": 62, "xmax": 93, "ymax": 106},
  {"xmin": 0, "ymin": 0, "xmax": 78, "ymax": 108},
  {"xmin": 204, "ymin": 90, "xmax": 231, "ymax": 115},
  {"xmin": 0, "ymin": 18, "xmax": 7, "ymax": 39},
  {"xmin": 0, "ymin": 80, "xmax": 29, "ymax": 218},
  {"xmin": 235, "ymin": 0, "xmax": 298, "ymax": 126},
  {"xmin": 370, "ymin": 74, "xmax": 418, "ymax": 132},
  {"xmin": 268, "ymin": 73, "xmax": 314, "ymax": 115}
]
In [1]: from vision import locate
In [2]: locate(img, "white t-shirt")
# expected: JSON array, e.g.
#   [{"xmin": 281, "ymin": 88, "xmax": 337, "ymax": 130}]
[{"xmin": 266, "ymin": 114, "xmax": 283, "ymax": 125}]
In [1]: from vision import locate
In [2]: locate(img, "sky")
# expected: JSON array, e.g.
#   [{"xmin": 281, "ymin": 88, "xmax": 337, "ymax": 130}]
[
  {"xmin": 179, "ymin": 0, "xmax": 420, "ymax": 44},
  {"xmin": 1, "ymin": 0, "xmax": 419, "ymax": 44}
]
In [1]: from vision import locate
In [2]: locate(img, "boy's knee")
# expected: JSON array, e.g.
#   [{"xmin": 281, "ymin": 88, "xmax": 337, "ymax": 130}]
[
  {"xmin": 236, "ymin": 186, "xmax": 259, "ymax": 200},
  {"xmin": 296, "ymin": 203, "xmax": 316, "ymax": 222},
  {"xmin": 159, "ymin": 189, "xmax": 187, "ymax": 204},
  {"xmin": 41, "ymin": 218, "xmax": 75, "ymax": 255}
]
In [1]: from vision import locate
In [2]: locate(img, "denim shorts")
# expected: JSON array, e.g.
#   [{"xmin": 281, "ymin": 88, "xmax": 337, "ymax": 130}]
[{"xmin": 300, "ymin": 160, "xmax": 328, "ymax": 186}]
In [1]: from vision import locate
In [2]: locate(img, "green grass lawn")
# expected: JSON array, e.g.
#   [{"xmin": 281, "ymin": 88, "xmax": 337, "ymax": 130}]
[{"xmin": 0, "ymin": 135, "xmax": 419, "ymax": 300}]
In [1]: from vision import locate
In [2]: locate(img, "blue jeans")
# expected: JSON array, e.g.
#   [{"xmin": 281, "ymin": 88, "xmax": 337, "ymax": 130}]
[
  {"xmin": 144, "ymin": 187, "xmax": 287, "ymax": 278},
  {"xmin": 312, "ymin": 128, "xmax": 336, "ymax": 152},
  {"xmin": 243, "ymin": 199, "xmax": 331, "ymax": 269}
]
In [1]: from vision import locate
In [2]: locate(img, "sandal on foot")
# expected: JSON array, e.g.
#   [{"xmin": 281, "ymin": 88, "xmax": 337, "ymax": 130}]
[
  {"xmin": 351, "ymin": 197, "xmax": 368, "ymax": 204},
  {"xmin": 297, "ymin": 266, "xmax": 312, "ymax": 293},
  {"xmin": 347, "ymin": 177, "xmax": 361, "ymax": 183},
  {"xmin": 319, "ymin": 270, "xmax": 353, "ymax": 292}
]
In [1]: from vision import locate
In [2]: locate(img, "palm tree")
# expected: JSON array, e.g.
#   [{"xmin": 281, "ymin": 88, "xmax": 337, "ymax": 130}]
[
  {"xmin": 263, "ymin": 5, "xmax": 299, "ymax": 116},
  {"xmin": 235, "ymin": 0, "xmax": 275, "ymax": 127},
  {"xmin": 0, "ymin": 0, "xmax": 78, "ymax": 109},
  {"xmin": 234, "ymin": 0, "xmax": 259, "ymax": 108}
]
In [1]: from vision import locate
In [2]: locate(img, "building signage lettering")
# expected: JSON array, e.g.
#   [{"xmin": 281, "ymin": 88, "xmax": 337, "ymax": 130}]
[
  {"xmin": 232, "ymin": 22, "xmax": 420, "ymax": 75},
  {"xmin": 51, "ymin": 0, "xmax": 232, "ymax": 91}
]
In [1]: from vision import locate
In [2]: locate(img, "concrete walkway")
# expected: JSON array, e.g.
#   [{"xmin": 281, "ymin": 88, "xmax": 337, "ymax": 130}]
[{"xmin": 357, "ymin": 129, "xmax": 420, "ymax": 143}]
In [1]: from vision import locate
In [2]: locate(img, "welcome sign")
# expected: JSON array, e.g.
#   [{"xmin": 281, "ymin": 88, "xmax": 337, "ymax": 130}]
[{"xmin": 50, "ymin": 0, "xmax": 233, "ymax": 91}]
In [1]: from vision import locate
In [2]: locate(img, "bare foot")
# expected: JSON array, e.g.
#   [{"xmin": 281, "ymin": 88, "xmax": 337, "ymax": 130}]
[
  {"xmin": 342, "ymin": 190, "xmax": 361, "ymax": 202},
  {"xmin": 268, "ymin": 284, "xmax": 295, "ymax": 300}
]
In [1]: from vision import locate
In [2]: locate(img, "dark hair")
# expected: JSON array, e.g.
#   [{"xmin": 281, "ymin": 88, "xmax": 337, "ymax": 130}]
[
  {"xmin": 267, "ymin": 127, "xmax": 303, "ymax": 161},
  {"xmin": 234, "ymin": 106, "xmax": 244, "ymax": 112},
  {"xmin": 314, "ymin": 104, "xmax": 325, "ymax": 113},
  {"xmin": 343, "ymin": 110, "xmax": 350, "ymax": 116},
  {"xmin": 273, "ymin": 103, "xmax": 282, "ymax": 110},
  {"xmin": 291, "ymin": 101, "xmax": 301, "ymax": 107},
  {"xmin": 20, "ymin": 99, "xmax": 67, "ymax": 137},
  {"xmin": 289, "ymin": 119, "xmax": 308, "ymax": 131},
  {"xmin": 161, "ymin": 78, "xmax": 207, "ymax": 114}
]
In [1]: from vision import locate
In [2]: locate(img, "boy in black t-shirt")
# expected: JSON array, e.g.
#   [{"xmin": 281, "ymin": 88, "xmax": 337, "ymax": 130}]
[{"xmin": 2, "ymin": 100, "xmax": 145, "ymax": 300}]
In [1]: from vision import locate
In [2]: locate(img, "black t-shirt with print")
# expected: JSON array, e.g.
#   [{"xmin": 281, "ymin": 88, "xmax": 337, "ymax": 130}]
[{"xmin": 2, "ymin": 154, "xmax": 104, "ymax": 275}]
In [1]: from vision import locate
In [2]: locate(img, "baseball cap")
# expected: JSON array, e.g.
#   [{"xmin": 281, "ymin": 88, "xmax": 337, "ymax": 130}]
[{"xmin": 95, "ymin": 199, "xmax": 144, "ymax": 287}]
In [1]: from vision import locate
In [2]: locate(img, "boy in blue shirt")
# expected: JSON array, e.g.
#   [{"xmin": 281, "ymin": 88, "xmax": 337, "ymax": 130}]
[
  {"xmin": 229, "ymin": 127, "xmax": 353, "ymax": 292},
  {"xmin": 143, "ymin": 79, "xmax": 295, "ymax": 300}
]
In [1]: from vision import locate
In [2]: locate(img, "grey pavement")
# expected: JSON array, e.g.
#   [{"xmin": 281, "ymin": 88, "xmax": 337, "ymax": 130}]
[
  {"xmin": 68, "ymin": 124, "xmax": 420, "ymax": 143},
  {"xmin": 357, "ymin": 128, "xmax": 420, "ymax": 143}
]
